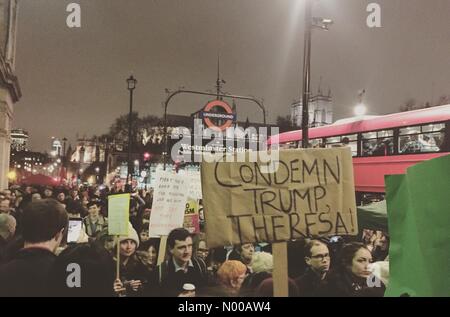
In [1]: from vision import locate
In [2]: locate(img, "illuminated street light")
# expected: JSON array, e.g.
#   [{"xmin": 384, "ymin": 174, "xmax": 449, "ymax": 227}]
[
  {"xmin": 354, "ymin": 103, "xmax": 367, "ymax": 116},
  {"xmin": 134, "ymin": 160, "xmax": 139, "ymax": 166},
  {"xmin": 7, "ymin": 171, "xmax": 16, "ymax": 180},
  {"xmin": 354, "ymin": 89, "xmax": 367, "ymax": 116},
  {"xmin": 56, "ymin": 158, "xmax": 61, "ymax": 163}
]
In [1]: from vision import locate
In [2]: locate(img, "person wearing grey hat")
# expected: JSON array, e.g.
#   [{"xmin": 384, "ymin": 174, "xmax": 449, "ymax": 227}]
[{"xmin": 112, "ymin": 225, "xmax": 157, "ymax": 297}]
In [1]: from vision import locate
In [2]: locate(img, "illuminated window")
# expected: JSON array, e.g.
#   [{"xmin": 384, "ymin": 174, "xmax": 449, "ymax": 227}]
[{"xmin": 398, "ymin": 124, "xmax": 445, "ymax": 154}]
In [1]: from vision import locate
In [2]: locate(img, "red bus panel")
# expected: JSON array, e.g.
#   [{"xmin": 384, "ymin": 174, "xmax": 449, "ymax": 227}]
[{"xmin": 353, "ymin": 153, "xmax": 449, "ymax": 192}]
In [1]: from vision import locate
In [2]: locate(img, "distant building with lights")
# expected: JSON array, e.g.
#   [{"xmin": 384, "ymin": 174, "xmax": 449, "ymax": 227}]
[
  {"xmin": 10, "ymin": 129, "xmax": 29, "ymax": 151},
  {"xmin": 51, "ymin": 137, "xmax": 62, "ymax": 156},
  {"xmin": 10, "ymin": 150, "xmax": 50, "ymax": 178},
  {"xmin": 291, "ymin": 89, "xmax": 333, "ymax": 128},
  {"xmin": 70, "ymin": 138, "xmax": 106, "ymax": 164}
]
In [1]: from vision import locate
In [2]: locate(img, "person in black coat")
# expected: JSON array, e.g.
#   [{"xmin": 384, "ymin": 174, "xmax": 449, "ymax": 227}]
[
  {"xmin": 295, "ymin": 239, "xmax": 331, "ymax": 297},
  {"xmin": 0, "ymin": 199, "xmax": 68, "ymax": 297}
]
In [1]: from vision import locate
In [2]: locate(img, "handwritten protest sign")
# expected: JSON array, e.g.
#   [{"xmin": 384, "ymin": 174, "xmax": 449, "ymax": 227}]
[
  {"xmin": 108, "ymin": 193, "xmax": 130, "ymax": 235},
  {"xmin": 178, "ymin": 170, "xmax": 203, "ymax": 199},
  {"xmin": 149, "ymin": 170, "xmax": 188, "ymax": 236},
  {"xmin": 184, "ymin": 199, "xmax": 200, "ymax": 234},
  {"xmin": 201, "ymin": 148, "xmax": 358, "ymax": 248}
]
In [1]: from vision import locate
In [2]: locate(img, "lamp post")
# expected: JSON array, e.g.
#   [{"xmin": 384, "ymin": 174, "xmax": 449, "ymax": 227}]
[
  {"xmin": 301, "ymin": 0, "xmax": 333, "ymax": 148},
  {"xmin": 62, "ymin": 137, "xmax": 67, "ymax": 159},
  {"xmin": 126, "ymin": 75, "xmax": 137, "ymax": 190},
  {"xmin": 301, "ymin": 0, "xmax": 312, "ymax": 149}
]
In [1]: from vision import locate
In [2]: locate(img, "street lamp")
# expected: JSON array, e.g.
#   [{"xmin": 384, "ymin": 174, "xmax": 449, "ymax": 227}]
[
  {"xmin": 126, "ymin": 75, "xmax": 137, "ymax": 191},
  {"xmin": 354, "ymin": 89, "xmax": 367, "ymax": 116},
  {"xmin": 354, "ymin": 103, "xmax": 367, "ymax": 116},
  {"xmin": 301, "ymin": 0, "xmax": 333, "ymax": 148}
]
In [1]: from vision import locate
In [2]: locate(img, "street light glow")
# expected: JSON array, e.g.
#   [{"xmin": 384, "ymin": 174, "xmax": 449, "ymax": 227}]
[{"xmin": 354, "ymin": 103, "xmax": 367, "ymax": 116}]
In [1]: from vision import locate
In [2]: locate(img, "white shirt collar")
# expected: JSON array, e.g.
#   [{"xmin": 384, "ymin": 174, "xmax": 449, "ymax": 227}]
[{"xmin": 172, "ymin": 258, "xmax": 194, "ymax": 272}]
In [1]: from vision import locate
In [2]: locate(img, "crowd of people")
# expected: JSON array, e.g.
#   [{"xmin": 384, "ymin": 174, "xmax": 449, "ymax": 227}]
[{"xmin": 0, "ymin": 184, "xmax": 389, "ymax": 297}]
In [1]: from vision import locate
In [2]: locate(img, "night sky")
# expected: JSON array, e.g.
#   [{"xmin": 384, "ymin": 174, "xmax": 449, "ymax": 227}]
[{"xmin": 12, "ymin": 0, "xmax": 450, "ymax": 151}]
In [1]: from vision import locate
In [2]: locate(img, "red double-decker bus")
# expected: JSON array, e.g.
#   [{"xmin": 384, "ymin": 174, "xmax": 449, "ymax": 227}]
[{"xmin": 268, "ymin": 105, "xmax": 450, "ymax": 201}]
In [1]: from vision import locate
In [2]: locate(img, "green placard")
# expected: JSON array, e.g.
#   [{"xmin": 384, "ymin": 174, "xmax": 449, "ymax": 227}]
[
  {"xmin": 108, "ymin": 193, "xmax": 130, "ymax": 236},
  {"xmin": 385, "ymin": 154, "xmax": 450, "ymax": 297}
]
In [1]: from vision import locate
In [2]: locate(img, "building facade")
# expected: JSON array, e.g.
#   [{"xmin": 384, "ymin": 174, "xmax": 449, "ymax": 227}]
[
  {"xmin": 291, "ymin": 90, "xmax": 333, "ymax": 128},
  {"xmin": 10, "ymin": 128, "xmax": 28, "ymax": 151},
  {"xmin": 0, "ymin": 0, "xmax": 21, "ymax": 189}
]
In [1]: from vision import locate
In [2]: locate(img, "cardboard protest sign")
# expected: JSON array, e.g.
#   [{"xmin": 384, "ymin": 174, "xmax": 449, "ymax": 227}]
[
  {"xmin": 201, "ymin": 148, "xmax": 357, "ymax": 248},
  {"xmin": 149, "ymin": 170, "xmax": 188, "ymax": 236},
  {"xmin": 184, "ymin": 199, "xmax": 200, "ymax": 234},
  {"xmin": 385, "ymin": 154, "xmax": 450, "ymax": 297},
  {"xmin": 108, "ymin": 193, "xmax": 130, "ymax": 235}
]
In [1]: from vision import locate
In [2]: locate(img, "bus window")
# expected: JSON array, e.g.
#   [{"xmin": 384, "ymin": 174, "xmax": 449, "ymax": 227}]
[
  {"xmin": 325, "ymin": 134, "xmax": 357, "ymax": 156},
  {"xmin": 310, "ymin": 138, "xmax": 324, "ymax": 148},
  {"xmin": 421, "ymin": 123, "xmax": 445, "ymax": 133},
  {"xmin": 325, "ymin": 136, "xmax": 341, "ymax": 144},
  {"xmin": 362, "ymin": 130, "xmax": 394, "ymax": 156},
  {"xmin": 399, "ymin": 123, "xmax": 445, "ymax": 154},
  {"xmin": 280, "ymin": 141, "xmax": 297, "ymax": 149},
  {"xmin": 399, "ymin": 126, "xmax": 421, "ymax": 135}
]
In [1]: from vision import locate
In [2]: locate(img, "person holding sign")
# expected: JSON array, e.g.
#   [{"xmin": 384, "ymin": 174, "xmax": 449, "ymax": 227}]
[
  {"xmin": 112, "ymin": 226, "xmax": 157, "ymax": 297},
  {"xmin": 156, "ymin": 228, "xmax": 208, "ymax": 297}
]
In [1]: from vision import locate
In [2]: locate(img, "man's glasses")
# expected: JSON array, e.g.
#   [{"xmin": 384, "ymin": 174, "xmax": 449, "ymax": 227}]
[{"xmin": 310, "ymin": 253, "xmax": 330, "ymax": 261}]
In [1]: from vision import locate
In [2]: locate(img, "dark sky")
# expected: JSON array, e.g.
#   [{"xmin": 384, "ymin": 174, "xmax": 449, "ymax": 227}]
[{"xmin": 13, "ymin": 0, "xmax": 450, "ymax": 151}]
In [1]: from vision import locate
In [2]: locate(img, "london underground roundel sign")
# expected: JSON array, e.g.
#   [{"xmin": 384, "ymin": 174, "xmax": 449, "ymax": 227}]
[{"xmin": 201, "ymin": 100, "xmax": 236, "ymax": 131}]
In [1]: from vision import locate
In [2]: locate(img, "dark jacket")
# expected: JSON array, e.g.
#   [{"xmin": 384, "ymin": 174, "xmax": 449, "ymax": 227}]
[
  {"xmin": 0, "ymin": 236, "xmax": 8, "ymax": 264},
  {"xmin": 0, "ymin": 247, "xmax": 56, "ymax": 297},
  {"xmin": 156, "ymin": 256, "xmax": 208, "ymax": 297},
  {"xmin": 83, "ymin": 216, "xmax": 108, "ymax": 238},
  {"xmin": 315, "ymin": 270, "xmax": 385, "ymax": 297},
  {"xmin": 295, "ymin": 268, "xmax": 329, "ymax": 297},
  {"xmin": 116, "ymin": 254, "xmax": 157, "ymax": 297}
]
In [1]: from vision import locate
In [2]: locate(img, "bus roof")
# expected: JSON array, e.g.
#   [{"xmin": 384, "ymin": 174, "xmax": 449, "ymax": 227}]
[{"xmin": 268, "ymin": 104, "xmax": 450, "ymax": 144}]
